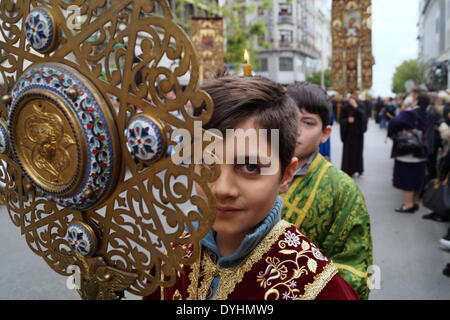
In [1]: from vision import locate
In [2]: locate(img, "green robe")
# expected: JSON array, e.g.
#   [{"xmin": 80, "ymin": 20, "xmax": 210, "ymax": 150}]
[{"xmin": 281, "ymin": 153, "xmax": 373, "ymax": 300}]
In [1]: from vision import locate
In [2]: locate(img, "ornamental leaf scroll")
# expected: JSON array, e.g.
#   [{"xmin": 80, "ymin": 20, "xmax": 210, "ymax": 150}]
[{"xmin": 0, "ymin": 0, "xmax": 216, "ymax": 299}]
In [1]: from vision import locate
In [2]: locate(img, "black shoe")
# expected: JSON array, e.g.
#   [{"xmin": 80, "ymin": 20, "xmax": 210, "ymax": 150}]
[
  {"xmin": 413, "ymin": 204, "xmax": 420, "ymax": 211},
  {"xmin": 435, "ymin": 216, "xmax": 450, "ymax": 222},
  {"xmin": 395, "ymin": 205, "xmax": 416, "ymax": 214},
  {"xmin": 443, "ymin": 264, "xmax": 450, "ymax": 277},
  {"xmin": 423, "ymin": 212, "xmax": 437, "ymax": 220},
  {"xmin": 422, "ymin": 212, "xmax": 450, "ymax": 222}
]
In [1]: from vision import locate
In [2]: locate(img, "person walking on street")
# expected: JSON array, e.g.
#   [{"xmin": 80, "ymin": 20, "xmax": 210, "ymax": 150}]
[{"xmin": 340, "ymin": 90, "xmax": 368, "ymax": 177}]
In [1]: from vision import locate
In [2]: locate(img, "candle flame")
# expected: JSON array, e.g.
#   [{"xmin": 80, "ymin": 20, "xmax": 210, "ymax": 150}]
[{"xmin": 244, "ymin": 49, "xmax": 250, "ymax": 64}]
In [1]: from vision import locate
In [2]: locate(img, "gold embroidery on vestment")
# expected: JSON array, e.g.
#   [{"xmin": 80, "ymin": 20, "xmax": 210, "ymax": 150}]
[
  {"xmin": 261, "ymin": 234, "xmax": 332, "ymax": 300},
  {"xmin": 186, "ymin": 221, "xmax": 337, "ymax": 301},
  {"xmin": 334, "ymin": 263, "xmax": 368, "ymax": 279},
  {"xmin": 283, "ymin": 155, "xmax": 332, "ymax": 227},
  {"xmin": 187, "ymin": 260, "xmax": 200, "ymax": 300},
  {"xmin": 172, "ymin": 289, "xmax": 182, "ymax": 300},
  {"xmin": 186, "ymin": 220, "xmax": 291, "ymax": 300},
  {"xmin": 298, "ymin": 263, "xmax": 338, "ymax": 300}
]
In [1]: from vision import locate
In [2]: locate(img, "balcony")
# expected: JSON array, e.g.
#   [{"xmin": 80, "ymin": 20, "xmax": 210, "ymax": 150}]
[
  {"xmin": 278, "ymin": 14, "xmax": 294, "ymax": 25},
  {"xmin": 279, "ymin": 41, "xmax": 294, "ymax": 49}
]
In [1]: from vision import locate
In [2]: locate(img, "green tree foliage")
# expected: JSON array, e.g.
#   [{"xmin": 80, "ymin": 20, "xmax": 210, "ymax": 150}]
[
  {"xmin": 391, "ymin": 59, "xmax": 426, "ymax": 94},
  {"xmin": 306, "ymin": 69, "xmax": 332, "ymax": 88},
  {"xmin": 222, "ymin": 1, "xmax": 271, "ymax": 69}
]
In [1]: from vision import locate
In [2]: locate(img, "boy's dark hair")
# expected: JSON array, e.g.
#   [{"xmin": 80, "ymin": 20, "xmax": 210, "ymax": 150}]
[
  {"xmin": 286, "ymin": 82, "xmax": 332, "ymax": 130},
  {"xmin": 200, "ymin": 76, "xmax": 298, "ymax": 175}
]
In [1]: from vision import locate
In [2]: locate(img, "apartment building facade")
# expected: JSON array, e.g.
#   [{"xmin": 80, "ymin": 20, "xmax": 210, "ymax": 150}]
[
  {"xmin": 247, "ymin": 0, "xmax": 332, "ymax": 85},
  {"xmin": 418, "ymin": 0, "xmax": 450, "ymax": 89}
]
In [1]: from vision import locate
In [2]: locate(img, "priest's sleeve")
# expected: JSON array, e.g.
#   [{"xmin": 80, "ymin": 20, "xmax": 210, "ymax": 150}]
[{"xmin": 322, "ymin": 175, "xmax": 373, "ymax": 300}]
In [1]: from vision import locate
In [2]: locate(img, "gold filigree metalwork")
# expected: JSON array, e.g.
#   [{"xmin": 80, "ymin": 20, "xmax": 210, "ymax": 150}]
[
  {"xmin": 12, "ymin": 91, "xmax": 83, "ymax": 194},
  {"xmin": 0, "ymin": 0, "xmax": 216, "ymax": 299},
  {"xmin": 59, "ymin": 252, "xmax": 139, "ymax": 300}
]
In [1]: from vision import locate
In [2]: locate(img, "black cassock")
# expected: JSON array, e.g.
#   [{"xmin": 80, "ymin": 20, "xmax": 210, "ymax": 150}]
[{"xmin": 340, "ymin": 101, "xmax": 368, "ymax": 177}]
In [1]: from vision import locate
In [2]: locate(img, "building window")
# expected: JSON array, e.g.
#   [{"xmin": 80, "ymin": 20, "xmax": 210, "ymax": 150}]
[
  {"xmin": 279, "ymin": 29, "xmax": 293, "ymax": 47},
  {"xmin": 258, "ymin": 6, "xmax": 265, "ymax": 16},
  {"xmin": 279, "ymin": 3, "xmax": 292, "ymax": 16},
  {"xmin": 279, "ymin": 57, "xmax": 293, "ymax": 71},
  {"xmin": 256, "ymin": 58, "xmax": 268, "ymax": 72}
]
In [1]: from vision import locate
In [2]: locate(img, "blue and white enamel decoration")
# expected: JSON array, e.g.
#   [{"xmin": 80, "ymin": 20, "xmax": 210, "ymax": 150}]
[
  {"xmin": 25, "ymin": 8, "xmax": 57, "ymax": 53},
  {"xmin": 9, "ymin": 63, "xmax": 119, "ymax": 209},
  {"xmin": 126, "ymin": 115, "xmax": 166, "ymax": 163},
  {"xmin": 66, "ymin": 221, "xmax": 97, "ymax": 257},
  {"xmin": 0, "ymin": 120, "xmax": 9, "ymax": 154}
]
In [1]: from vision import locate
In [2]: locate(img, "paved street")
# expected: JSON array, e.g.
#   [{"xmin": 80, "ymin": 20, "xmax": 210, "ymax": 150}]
[{"xmin": 0, "ymin": 119, "xmax": 449, "ymax": 300}]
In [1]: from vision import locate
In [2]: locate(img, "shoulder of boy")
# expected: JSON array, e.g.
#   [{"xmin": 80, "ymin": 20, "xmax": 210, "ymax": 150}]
[
  {"xmin": 334, "ymin": 168, "xmax": 365, "ymax": 200},
  {"xmin": 276, "ymin": 223, "xmax": 334, "ymax": 270}
]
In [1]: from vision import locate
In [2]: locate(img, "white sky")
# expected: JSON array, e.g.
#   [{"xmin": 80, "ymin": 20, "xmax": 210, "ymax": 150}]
[{"xmin": 372, "ymin": 0, "xmax": 420, "ymax": 97}]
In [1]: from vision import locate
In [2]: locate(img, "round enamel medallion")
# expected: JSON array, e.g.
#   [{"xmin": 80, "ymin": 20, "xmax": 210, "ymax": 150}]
[
  {"xmin": 66, "ymin": 221, "xmax": 97, "ymax": 257},
  {"xmin": 126, "ymin": 115, "xmax": 166, "ymax": 163},
  {"xmin": 25, "ymin": 8, "xmax": 57, "ymax": 53},
  {"xmin": 9, "ymin": 63, "xmax": 120, "ymax": 209},
  {"xmin": 0, "ymin": 120, "xmax": 9, "ymax": 154}
]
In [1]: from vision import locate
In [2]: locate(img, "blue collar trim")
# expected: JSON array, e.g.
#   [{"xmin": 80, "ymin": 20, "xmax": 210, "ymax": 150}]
[{"xmin": 201, "ymin": 196, "xmax": 283, "ymax": 269}]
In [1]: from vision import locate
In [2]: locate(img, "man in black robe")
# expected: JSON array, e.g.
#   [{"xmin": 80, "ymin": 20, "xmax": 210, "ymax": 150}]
[{"xmin": 340, "ymin": 90, "xmax": 368, "ymax": 177}]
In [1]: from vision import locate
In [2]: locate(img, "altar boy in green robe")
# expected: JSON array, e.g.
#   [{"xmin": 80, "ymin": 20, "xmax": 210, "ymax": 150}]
[{"xmin": 281, "ymin": 82, "xmax": 373, "ymax": 299}]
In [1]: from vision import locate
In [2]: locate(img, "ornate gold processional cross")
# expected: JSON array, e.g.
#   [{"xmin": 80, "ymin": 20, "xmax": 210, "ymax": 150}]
[{"xmin": 0, "ymin": 0, "xmax": 217, "ymax": 300}]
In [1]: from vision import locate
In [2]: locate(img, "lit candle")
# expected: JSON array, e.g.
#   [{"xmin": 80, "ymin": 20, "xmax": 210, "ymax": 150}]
[{"xmin": 243, "ymin": 49, "xmax": 252, "ymax": 77}]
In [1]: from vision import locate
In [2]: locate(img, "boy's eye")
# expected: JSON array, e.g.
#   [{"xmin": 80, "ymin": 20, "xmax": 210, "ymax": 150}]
[
  {"xmin": 303, "ymin": 121, "xmax": 316, "ymax": 126},
  {"xmin": 242, "ymin": 164, "xmax": 261, "ymax": 174}
]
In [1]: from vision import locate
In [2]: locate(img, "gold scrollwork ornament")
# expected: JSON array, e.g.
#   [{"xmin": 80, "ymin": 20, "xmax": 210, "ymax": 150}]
[{"xmin": 0, "ymin": 0, "xmax": 216, "ymax": 300}]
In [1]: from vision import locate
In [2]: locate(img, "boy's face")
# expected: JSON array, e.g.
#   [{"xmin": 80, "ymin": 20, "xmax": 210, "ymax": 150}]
[
  {"xmin": 294, "ymin": 109, "xmax": 332, "ymax": 161},
  {"xmin": 197, "ymin": 116, "xmax": 298, "ymax": 239}
]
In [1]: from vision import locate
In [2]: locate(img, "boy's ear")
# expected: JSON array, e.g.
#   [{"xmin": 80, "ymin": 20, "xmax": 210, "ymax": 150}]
[
  {"xmin": 279, "ymin": 157, "xmax": 299, "ymax": 194},
  {"xmin": 320, "ymin": 125, "xmax": 332, "ymax": 144}
]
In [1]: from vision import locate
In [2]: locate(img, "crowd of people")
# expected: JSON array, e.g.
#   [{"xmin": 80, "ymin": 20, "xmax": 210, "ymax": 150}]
[
  {"xmin": 330, "ymin": 87, "xmax": 450, "ymax": 278},
  {"xmin": 383, "ymin": 88, "xmax": 450, "ymax": 277}
]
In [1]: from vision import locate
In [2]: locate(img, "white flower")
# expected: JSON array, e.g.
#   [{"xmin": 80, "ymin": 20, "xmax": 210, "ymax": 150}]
[
  {"xmin": 284, "ymin": 230, "xmax": 301, "ymax": 248},
  {"xmin": 312, "ymin": 247, "xmax": 328, "ymax": 261},
  {"xmin": 289, "ymin": 280, "xmax": 297, "ymax": 288},
  {"xmin": 282, "ymin": 291, "xmax": 297, "ymax": 300}
]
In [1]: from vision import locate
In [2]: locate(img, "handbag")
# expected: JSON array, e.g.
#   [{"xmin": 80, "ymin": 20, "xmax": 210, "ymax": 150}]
[
  {"xmin": 422, "ymin": 176, "xmax": 450, "ymax": 214},
  {"xmin": 395, "ymin": 128, "xmax": 424, "ymax": 154},
  {"xmin": 394, "ymin": 110, "xmax": 425, "ymax": 154}
]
